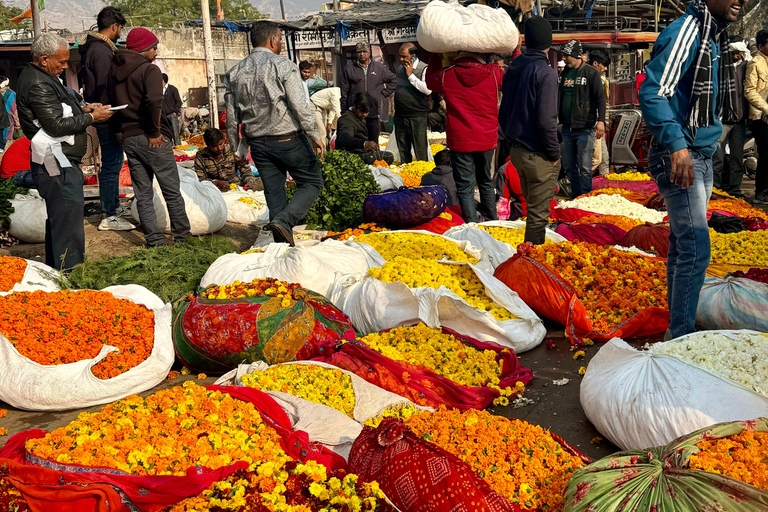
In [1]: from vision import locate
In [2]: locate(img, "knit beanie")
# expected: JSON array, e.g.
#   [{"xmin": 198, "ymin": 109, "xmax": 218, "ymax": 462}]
[
  {"xmin": 126, "ymin": 27, "xmax": 159, "ymax": 52},
  {"xmin": 524, "ymin": 17, "xmax": 553, "ymax": 51},
  {"xmin": 562, "ymin": 39, "xmax": 583, "ymax": 58}
]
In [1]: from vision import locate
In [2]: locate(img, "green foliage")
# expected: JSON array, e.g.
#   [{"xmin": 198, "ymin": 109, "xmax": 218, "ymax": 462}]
[
  {"xmin": 106, "ymin": 0, "xmax": 267, "ymax": 28},
  {"xmin": 0, "ymin": 1, "xmax": 23, "ymax": 32},
  {"xmin": 62, "ymin": 235, "xmax": 236, "ymax": 303},
  {"xmin": 288, "ymin": 150, "xmax": 380, "ymax": 232},
  {"xmin": 0, "ymin": 179, "xmax": 25, "ymax": 229}
]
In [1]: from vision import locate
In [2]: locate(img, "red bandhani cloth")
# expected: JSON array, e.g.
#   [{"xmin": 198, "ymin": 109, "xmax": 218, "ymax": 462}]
[{"xmin": 0, "ymin": 137, "xmax": 31, "ymax": 179}]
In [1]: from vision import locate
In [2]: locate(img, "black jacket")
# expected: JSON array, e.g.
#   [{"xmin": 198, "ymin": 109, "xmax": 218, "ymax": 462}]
[
  {"xmin": 558, "ymin": 63, "xmax": 606, "ymax": 130},
  {"xmin": 79, "ymin": 35, "xmax": 115, "ymax": 105},
  {"xmin": 17, "ymin": 63, "xmax": 92, "ymax": 162},
  {"xmin": 340, "ymin": 60, "xmax": 396, "ymax": 118},
  {"xmin": 421, "ymin": 165, "xmax": 458, "ymax": 206},
  {"xmin": 336, "ymin": 109, "xmax": 367, "ymax": 151},
  {"xmin": 162, "ymin": 84, "xmax": 182, "ymax": 116},
  {"xmin": 499, "ymin": 51, "xmax": 560, "ymax": 162}
]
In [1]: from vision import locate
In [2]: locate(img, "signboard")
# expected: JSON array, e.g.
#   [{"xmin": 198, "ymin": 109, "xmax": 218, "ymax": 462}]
[{"xmin": 285, "ymin": 26, "xmax": 417, "ymax": 50}]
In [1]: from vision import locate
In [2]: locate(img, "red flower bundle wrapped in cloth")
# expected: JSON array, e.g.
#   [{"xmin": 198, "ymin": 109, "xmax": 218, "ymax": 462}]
[
  {"xmin": 173, "ymin": 278, "xmax": 356, "ymax": 374},
  {"xmin": 619, "ymin": 222, "xmax": 671, "ymax": 257},
  {"xmin": 349, "ymin": 417, "xmax": 523, "ymax": 512},
  {"xmin": 494, "ymin": 242, "xmax": 669, "ymax": 343},
  {"xmin": 554, "ymin": 222, "xmax": 628, "ymax": 246}
]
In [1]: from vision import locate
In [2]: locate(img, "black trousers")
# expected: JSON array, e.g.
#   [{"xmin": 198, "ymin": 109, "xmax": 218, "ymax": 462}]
[
  {"xmin": 751, "ymin": 120, "xmax": 768, "ymax": 197},
  {"xmin": 450, "ymin": 149, "xmax": 498, "ymax": 223},
  {"xmin": 394, "ymin": 115, "xmax": 429, "ymax": 163},
  {"xmin": 365, "ymin": 117, "xmax": 380, "ymax": 143},
  {"xmin": 31, "ymin": 162, "xmax": 85, "ymax": 270}
]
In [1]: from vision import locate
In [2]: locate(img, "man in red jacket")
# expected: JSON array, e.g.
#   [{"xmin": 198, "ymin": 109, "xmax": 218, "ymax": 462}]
[{"xmin": 426, "ymin": 53, "xmax": 503, "ymax": 223}]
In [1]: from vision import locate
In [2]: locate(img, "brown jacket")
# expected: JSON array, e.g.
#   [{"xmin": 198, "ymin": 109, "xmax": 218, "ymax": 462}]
[{"xmin": 745, "ymin": 51, "xmax": 768, "ymax": 120}]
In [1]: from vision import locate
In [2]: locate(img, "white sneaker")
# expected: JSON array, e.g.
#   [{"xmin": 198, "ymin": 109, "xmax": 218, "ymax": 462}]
[
  {"xmin": 98, "ymin": 215, "xmax": 136, "ymax": 231},
  {"xmin": 115, "ymin": 204, "xmax": 132, "ymax": 217}
]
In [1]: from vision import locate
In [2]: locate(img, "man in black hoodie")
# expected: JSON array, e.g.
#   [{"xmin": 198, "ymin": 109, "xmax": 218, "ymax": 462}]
[
  {"xmin": 79, "ymin": 7, "xmax": 134, "ymax": 232},
  {"xmin": 499, "ymin": 17, "xmax": 560, "ymax": 245},
  {"xmin": 109, "ymin": 27, "xmax": 190, "ymax": 248}
]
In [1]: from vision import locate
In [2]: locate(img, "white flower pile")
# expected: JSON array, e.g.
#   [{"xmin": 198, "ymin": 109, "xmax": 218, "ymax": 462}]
[
  {"xmin": 650, "ymin": 331, "xmax": 768, "ymax": 396},
  {"xmin": 557, "ymin": 195, "xmax": 667, "ymax": 224}
]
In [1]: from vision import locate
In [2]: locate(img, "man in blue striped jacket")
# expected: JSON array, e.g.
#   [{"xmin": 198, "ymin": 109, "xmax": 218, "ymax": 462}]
[{"xmin": 639, "ymin": 0, "xmax": 747, "ymax": 339}]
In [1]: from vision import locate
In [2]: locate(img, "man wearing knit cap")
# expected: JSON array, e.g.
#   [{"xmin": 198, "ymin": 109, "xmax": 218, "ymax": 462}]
[
  {"xmin": 558, "ymin": 39, "xmax": 606, "ymax": 198},
  {"xmin": 109, "ymin": 27, "xmax": 191, "ymax": 248},
  {"xmin": 499, "ymin": 16, "xmax": 560, "ymax": 245}
]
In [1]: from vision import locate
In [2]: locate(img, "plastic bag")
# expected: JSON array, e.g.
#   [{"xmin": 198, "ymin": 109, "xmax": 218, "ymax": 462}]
[
  {"xmin": 200, "ymin": 241, "xmax": 379, "ymax": 297},
  {"xmin": 0, "ymin": 285, "xmax": 174, "ymax": 411},
  {"xmin": 554, "ymin": 222, "xmax": 627, "ymax": 245},
  {"xmin": 220, "ymin": 188, "xmax": 270, "ymax": 227},
  {"xmin": 563, "ymin": 418, "xmax": 768, "ymax": 511},
  {"xmin": 314, "ymin": 327, "xmax": 533, "ymax": 410},
  {"xmin": 696, "ymin": 276, "xmax": 768, "ymax": 332},
  {"xmin": 417, "ymin": 0, "xmax": 520, "ymax": 55},
  {"xmin": 8, "ymin": 191, "xmax": 46, "ymax": 243},
  {"xmin": 580, "ymin": 333, "xmax": 768, "ymax": 450},
  {"xmin": 708, "ymin": 211, "xmax": 745, "ymax": 233},
  {"xmin": 130, "ymin": 165, "xmax": 227, "ymax": 235},
  {"xmin": 363, "ymin": 186, "xmax": 448, "ymax": 229},
  {"xmin": 369, "ymin": 165, "xmax": 405, "ymax": 191},
  {"xmin": 619, "ymin": 222, "xmax": 670, "ymax": 257},
  {"xmin": 0, "ymin": 258, "xmax": 60, "ymax": 296},
  {"xmin": 349, "ymin": 418, "xmax": 522, "ymax": 512},
  {"xmin": 173, "ymin": 284, "xmax": 355, "ymax": 374},
  {"xmin": 327, "ymin": 261, "xmax": 546, "ymax": 353}
]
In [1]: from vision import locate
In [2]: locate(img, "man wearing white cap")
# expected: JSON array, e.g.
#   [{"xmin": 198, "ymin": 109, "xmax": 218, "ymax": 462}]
[{"xmin": 713, "ymin": 38, "xmax": 751, "ymax": 196}]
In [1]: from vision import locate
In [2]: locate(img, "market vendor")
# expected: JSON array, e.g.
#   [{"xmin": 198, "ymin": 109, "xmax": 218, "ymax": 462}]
[
  {"xmin": 420, "ymin": 149, "xmax": 457, "ymax": 205},
  {"xmin": 194, "ymin": 128, "xmax": 261, "ymax": 191},
  {"xmin": 336, "ymin": 93, "xmax": 393, "ymax": 165},
  {"xmin": 0, "ymin": 136, "xmax": 33, "ymax": 188}
]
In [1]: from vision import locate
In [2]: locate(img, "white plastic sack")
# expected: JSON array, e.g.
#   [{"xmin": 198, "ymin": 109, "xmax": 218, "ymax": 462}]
[
  {"xmin": 8, "ymin": 190, "xmax": 47, "ymax": 243},
  {"xmin": 0, "ymin": 284, "xmax": 175, "ymax": 411},
  {"xmin": 417, "ymin": 0, "xmax": 519, "ymax": 54},
  {"xmin": 130, "ymin": 165, "xmax": 227, "ymax": 235},
  {"xmin": 383, "ymin": 126, "xmax": 434, "ymax": 164},
  {"xmin": 0, "ymin": 258, "xmax": 60, "ymax": 296},
  {"xmin": 369, "ymin": 165, "xmax": 405, "ymax": 191},
  {"xmin": 581, "ymin": 333, "xmax": 768, "ymax": 451},
  {"xmin": 327, "ymin": 261, "xmax": 546, "ymax": 353},
  {"xmin": 215, "ymin": 360, "xmax": 430, "ymax": 460},
  {"xmin": 200, "ymin": 240, "xmax": 380, "ymax": 297},
  {"xmin": 444, "ymin": 221, "xmax": 566, "ymax": 269},
  {"xmin": 696, "ymin": 276, "xmax": 768, "ymax": 332},
  {"xmin": 221, "ymin": 188, "xmax": 270, "ymax": 227}
]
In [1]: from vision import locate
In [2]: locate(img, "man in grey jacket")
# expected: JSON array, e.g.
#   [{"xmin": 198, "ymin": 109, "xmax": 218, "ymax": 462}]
[{"xmin": 225, "ymin": 21, "xmax": 325, "ymax": 246}]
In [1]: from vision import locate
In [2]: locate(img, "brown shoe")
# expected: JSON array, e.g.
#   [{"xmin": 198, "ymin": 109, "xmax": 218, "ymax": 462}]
[{"xmin": 267, "ymin": 222, "xmax": 295, "ymax": 247}]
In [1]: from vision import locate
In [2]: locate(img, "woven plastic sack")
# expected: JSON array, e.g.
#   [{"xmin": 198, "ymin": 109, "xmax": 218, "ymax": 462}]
[
  {"xmin": 130, "ymin": 165, "xmax": 227, "ymax": 235},
  {"xmin": 349, "ymin": 418, "xmax": 522, "ymax": 512},
  {"xmin": 0, "ymin": 257, "xmax": 60, "ymax": 296},
  {"xmin": 327, "ymin": 261, "xmax": 546, "ymax": 353},
  {"xmin": 363, "ymin": 185, "xmax": 447, "ymax": 230},
  {"xmin": 563, "ymin": 418, "xmax": 768, "ymax": 511},
  {"xmin": 592, "ymin": 175, "xmax": 659, "ymax": 194},
  {"xmin": 696, "ymin": 276, "xmax": 768, "ymax": 332},
  {"xmin": 0, "ymin": 285, "xmax": 174, "ymax": 411},
  {"xmin": 220, "ymin": 188, "xmax": 270, "ymax": 227},
  {"xmin": 314, "ymin": 327, "xmax": 533, "ymax": 410},
  {"xmin": 0, "ymin": 385, "xmax": 345, "ymax": 512},
  {"xmin": 618, "ymin": 222, "xmax": 670, "ymax": 257},
  {"xmin": 444, "ymin": 220, "xmax": 567, "ymax": 269},
  {"xmin": 494, "ymin": 243, "xmax": 669, "ymax": 343},
  {"xmin": 417, "ymin": 0, "xmax": 519, "ymax": 55},
  {"xmin": 8, "ymin": 191, "xmax": 46, "ymax": 243},
  {"xmin": 173, "ymin": 284, "xmax": 355, "ymax": 374},
  {"xmin": 200, "ymin": 241, "xmax": 379, "ymax": 297},
  {"xmin": 369, "ymin": 165, "xmax": 405, "ymax": 191},
  {"xmin": 554, "ymin": 222, "xmax": 627, "ymax": 245},
  {"xmin": 580, "ymin": 332, "xmax": 768, "ymax": 450}
]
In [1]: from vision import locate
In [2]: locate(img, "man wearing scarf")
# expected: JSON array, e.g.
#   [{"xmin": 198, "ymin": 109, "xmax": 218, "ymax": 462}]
[{"xmin": 639, "ymin": 0, "xmax": 747, "ymax": 340}]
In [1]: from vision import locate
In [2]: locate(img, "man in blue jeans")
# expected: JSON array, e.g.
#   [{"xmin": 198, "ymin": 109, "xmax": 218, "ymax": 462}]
[
  {"xmin": 640, "ymin": 0, "xmax": 746, "ymax": 339},
  {"xmin": 558, "ymin": 39, "xmax": 606, "ymax": 198}
]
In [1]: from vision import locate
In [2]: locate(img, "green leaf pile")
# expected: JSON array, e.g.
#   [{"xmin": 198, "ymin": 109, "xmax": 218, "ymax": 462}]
[
  {"xmin": 0, "ymin": 180, "xmax": 25, "ymax": 229},
  {"xmin": 288, "ymin": 150, "xmax": 380, "ymax": 232}
]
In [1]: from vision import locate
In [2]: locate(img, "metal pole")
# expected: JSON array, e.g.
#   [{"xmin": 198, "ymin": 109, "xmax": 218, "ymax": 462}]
[
  {"xmin": 536, "ymin": 0, "xmax": 542, "ymax": 16},
  {"xmin": 279, "ymin": 0, "xmax": 286, "ymax": 19},
  {"xmin": 654, "ymin": 0, "xmax": 659, "ymax": 32},
  {"xmin": 200, "ymin": 0, "xmax": 219, "ymax": 128},
  {"xmin": 31, "ymin": 0, "xmax": 41, "ymax": 38}
]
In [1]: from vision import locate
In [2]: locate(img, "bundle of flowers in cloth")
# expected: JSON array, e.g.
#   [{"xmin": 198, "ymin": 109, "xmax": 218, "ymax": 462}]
[
  {"xmin": 581, "ymin": 331, "xmax": 768, "ymax": 450},
  {"xmin": 313, "ymin": 324, "xmax": 533, "ymax": 410},
  {"xmin": 351, "ymin": 408, "xmax": 589, "ymax": 512},
  {"xmin": 0, "ymin": 256, "xmax": 60, "ymax": 295},
  {"xmin": 0, "ymin": 286, "xmax": 174, "ymax": 411},
  {"xmin": 591, "ymin": 171, "xmax": 659, "ymax": 195},
  {"xmin": 173, "ymin": 277, "xmax": 355, "ymax": 374},
  {"xmin": 618, "ymin": 222, "xmax": 671, "ymax": 257},
  {"xmin": 443, "ymin": 221, "xmax": 567, "ymax": 269},
  {"xmin": 554, "ymin": 222, "xmax": 628, "ymax": 247},
  {"xmin": 563, "ymin": 418, "xmax": 768, "ymax": 512},
  {"xmin": 696, "ymin": 276, "xmax": 768, "ymax": 332},
  {"xmin": 214, "ymin": 360, "xmax": 429, "ymax": 461},
  {"xmin": 327, "ymin": 255, "xmax": 546, "ymax": 353},
  {"xmin": 363, "ymin": 185, "xmax": 448, "ymax": 230},
  {"xmin": 0, "ymin": 382, "xmax": 345, "ymax": 511},
  {"xmin": 494, "ymin": 242, "xmax": 669, "ymax": 344},
  {"xmin": 553, "ymin": 194, "xmax": 667, "ymax": 224}
]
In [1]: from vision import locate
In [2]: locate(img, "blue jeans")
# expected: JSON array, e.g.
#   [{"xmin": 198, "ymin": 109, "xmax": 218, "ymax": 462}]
[
  {"xmin": 561, "ymin": 125, "xmax": 595, "ymax": 198},
  {"xmin": 9, "ymin": 169, "xmax": 35, "ymax": 188},
  {"xmin": 96, "ymin": 124, "xmax": 123, "ymax": 217},
  {"xmin": 648, "ymin": 147, "xmax": 713, "ymax": 339}
]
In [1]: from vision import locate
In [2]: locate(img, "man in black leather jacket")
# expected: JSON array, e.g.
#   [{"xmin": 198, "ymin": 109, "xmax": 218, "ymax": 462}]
[{"xmin": 17, "ymin": 33, "xmax": 113, "ymax": 269}]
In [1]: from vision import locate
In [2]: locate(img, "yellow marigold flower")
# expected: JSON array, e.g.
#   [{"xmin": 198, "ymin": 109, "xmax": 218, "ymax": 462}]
[
  {"xmin": 391, "ymin": 160, "xmax": 435, "ymax": 187},
  {"xmin": 709, "ymin": 229, "xmax": 768, "ymax": 267},
  {"xmin": 430, "ymin": 143, "xmax": 446, "ymax": 156},
  {"xmin": 578, "ymin": 366, "xmax": 587, "ymax": 376},
  {"xmin": 572, "ymin": 351, "xmax": 585, "ymax": 360},
  {"xmin": 604, "ymin": 171, "xmax": 651, "ymax": 181},
  {"xmin": 180, "ymin": 366, "xmax": 191, "ymax": 375},
  {"xmin": 356, "ymin": 232, "xmax": 477, "ymax": 263},
  {"xmin": 197, "ymin": 373, "xmax": 207, "ymax": 379},
  {"xmin": 478, "ymin": 225, "xmax": 553, "ymax": 248}
]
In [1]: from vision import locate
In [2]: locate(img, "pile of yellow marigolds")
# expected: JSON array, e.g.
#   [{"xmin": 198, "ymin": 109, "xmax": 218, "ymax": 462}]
[
  {"xmin": 355, "ymin": 232, "xmax": 477, "ymax": 263},
  {"xmin": 390, "ymin": 161, "xmax": 435, "ymax": 187},
  {"xmin": 479, "ymin": 225, "xmax": 553, "ymax": 248},
  {"xmin": 709, "ymin": 229, "xmax": 768, "ymax": 267}
]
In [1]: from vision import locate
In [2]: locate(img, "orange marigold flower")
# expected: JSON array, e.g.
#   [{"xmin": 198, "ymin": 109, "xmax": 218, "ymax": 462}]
[
  {"xmin": 167, "ymin": 371, "xmax": 180, "ymax": 380},
  {"xmin": 0, "ymin": 256, "xmax": 27, "ymax": 292},
  {"xmin": 690, "ymin": 430, "xmax": 768, "ymax": 491},
  {"xmin": 574, "ymin": 214, "xmax": 642, "ymax": 232},
  {"xmin": 197, "ymin": 373, "xmax": 207, "ymax": 379}
]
